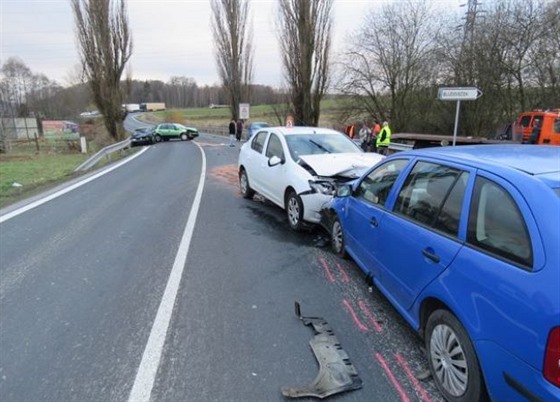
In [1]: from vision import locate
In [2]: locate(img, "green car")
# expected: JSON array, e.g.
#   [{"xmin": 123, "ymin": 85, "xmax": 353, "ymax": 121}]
[{"xmin": 153, "ymin": 123, "xmax": 199, "ymax": 142}]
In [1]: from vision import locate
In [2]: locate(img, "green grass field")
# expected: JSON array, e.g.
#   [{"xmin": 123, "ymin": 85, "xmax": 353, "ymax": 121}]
[{"xmin": 138, "ymin": 99, "xmax": 345, "ymax": 128}]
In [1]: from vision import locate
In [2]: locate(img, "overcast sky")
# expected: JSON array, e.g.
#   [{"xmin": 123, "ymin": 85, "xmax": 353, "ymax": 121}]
[{"xmin": 1, "ymin": 0, "xmax": 463, "ymax": 88}]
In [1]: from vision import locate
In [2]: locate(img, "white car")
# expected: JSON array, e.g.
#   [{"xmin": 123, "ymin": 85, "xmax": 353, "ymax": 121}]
[{"xmin": 238, "ymin": 126, "xmax": 385, "ymax": 230}]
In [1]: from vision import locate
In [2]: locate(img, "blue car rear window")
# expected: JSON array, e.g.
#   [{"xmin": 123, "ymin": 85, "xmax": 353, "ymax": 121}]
[{"xmin": 467, "ymin": 177, "xmax": 533, "ymax": 268}]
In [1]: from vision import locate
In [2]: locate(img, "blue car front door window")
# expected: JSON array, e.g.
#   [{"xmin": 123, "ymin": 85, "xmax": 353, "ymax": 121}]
[
  {"xmin": 395, "ymin": 161, "xmax": 468, "ymax": 237},
  {"xmin": 355, "ymin": 160, "xmax": 408, "ymax": 207}
]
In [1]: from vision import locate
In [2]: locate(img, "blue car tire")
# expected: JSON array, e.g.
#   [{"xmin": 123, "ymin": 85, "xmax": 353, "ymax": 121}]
[
  {"xmin": 331, "ymin": 218, "xmax": 348, "ymax": 259},
  {"xmin": 426, "ymin": 309, "xmax": 487, "ymax": 402}
]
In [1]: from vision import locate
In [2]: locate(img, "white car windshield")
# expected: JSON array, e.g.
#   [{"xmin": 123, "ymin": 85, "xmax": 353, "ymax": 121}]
[{"xmin": 285, "ymin": 134, "xmax": 361, "ymax": 161}]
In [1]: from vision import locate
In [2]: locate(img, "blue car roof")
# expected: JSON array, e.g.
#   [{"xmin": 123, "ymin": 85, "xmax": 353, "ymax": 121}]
[{"xmin": 401, "ymin": 145, "xmax": 560, "ymax": 177}]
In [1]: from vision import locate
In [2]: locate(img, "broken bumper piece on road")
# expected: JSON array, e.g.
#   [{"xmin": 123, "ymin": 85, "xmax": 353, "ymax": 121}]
[{"xmin": 281, "ymin": 301, "xmax": 363, "ymax": 399}]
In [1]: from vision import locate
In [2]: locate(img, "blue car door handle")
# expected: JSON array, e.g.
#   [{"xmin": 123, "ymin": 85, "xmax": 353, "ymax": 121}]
[
  {"xmin": 422, "ymin": 248, "xmax": 440, "ymax": 263},
  {"xmin": 369, "ymin": 217, "xmax": 378, "ymax": 227}
]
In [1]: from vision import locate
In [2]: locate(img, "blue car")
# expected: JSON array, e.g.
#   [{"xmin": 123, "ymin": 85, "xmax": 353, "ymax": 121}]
[
  {"xmin": 321, "ymin": 145, "xmax": 560, "ymax": 402},
  {"xmin": 246, "ymin": 122, "xmax": 270, "ymax": 140}
]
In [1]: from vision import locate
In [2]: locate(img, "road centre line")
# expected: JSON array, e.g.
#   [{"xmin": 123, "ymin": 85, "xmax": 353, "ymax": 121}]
[
  {"xmin": 0, "ymin": 147, "xmax": 150, "ymax": 224},
  {"xmin": 127, "ymin": 141, "xmax": 206, "ymax": 402}
]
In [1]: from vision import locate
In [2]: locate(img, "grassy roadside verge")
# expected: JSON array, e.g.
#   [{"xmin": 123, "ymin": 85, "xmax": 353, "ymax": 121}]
[{"xmin": 0, "ymin": 142, "xmax": 136, "ymax": 210}]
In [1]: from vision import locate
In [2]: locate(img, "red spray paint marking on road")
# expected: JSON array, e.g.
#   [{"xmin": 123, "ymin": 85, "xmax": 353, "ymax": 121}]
[
  {"xmin": 358, "ymin": 300, "xmax": 383, "ymax": 333},
  {"xmin": 342, "ymin": 299, "xmax": 368, "ymax": 332},
  {"xmin": 318, "ymin": 257, "xmax": 336, "ymax": 283},
  {"xmin": 395, "ymin": 353, "xmax": 434, "ymax": 402},
  {"xmin": 375, "ymin": 352, "xmax": 411, "ymax": 402},
  {"xmin": 335, "ymin": 263, "xmax": 350, "ymax": 282}
]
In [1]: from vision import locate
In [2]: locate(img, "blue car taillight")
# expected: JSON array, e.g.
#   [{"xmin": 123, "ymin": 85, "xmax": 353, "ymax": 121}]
[{"xmin": 544, "ymin": 326, "xmax": 560, "ymax": 387}]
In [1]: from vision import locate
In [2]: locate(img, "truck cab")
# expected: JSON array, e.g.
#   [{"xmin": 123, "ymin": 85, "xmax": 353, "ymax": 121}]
[{"xmin": 514, "ymin": 109, "xmax": 560, "ymax": 145}]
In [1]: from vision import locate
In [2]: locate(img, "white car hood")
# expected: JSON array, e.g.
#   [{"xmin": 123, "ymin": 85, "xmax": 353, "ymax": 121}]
[{"xmin": 299, "ymin": 153, "xmax": 385, "ymax": 178}]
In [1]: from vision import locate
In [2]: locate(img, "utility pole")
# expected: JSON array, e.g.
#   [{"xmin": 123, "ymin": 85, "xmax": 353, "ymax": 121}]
[
  {"xmin": 459, "ymin": 0, "xmax": 483, "ymax": 84},
  {"xmin": 462, "ymin": 0, "xmax": 480, "ymax": 45}
]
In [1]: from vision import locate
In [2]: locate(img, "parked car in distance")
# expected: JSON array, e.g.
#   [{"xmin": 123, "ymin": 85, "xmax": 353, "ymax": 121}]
[
  {"xmin": 321, "ymin": 145, "xmax": 560, "ymax": 402},
  {"xmin": 238, "ymin": 126, "xmax": 384, "ymax": 230},
  {"xmin": 130, "ymin": 127, "xmax": 153, "ymax": 147},
  {"xmin": 246, "ymin": 122, "xmax": 270, "ymax": 140},
  {"xmin": 79, "ymin": 110, "xmax": 100, "ymax": 118},
  {"xmin": 152, "ymin": 123, "xmax": 198, "ymax": 142}
]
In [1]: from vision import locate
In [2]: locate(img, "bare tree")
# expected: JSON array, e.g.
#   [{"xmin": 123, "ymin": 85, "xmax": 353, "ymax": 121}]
[
  {"xmin": 526, "ymin": 0, "xmax": 560, "ymax": 107},
  {"xmin": 277, "ymin": 0, "xmax": 333, "ymax": 126},
  {"xmin": 0, "ymin": 57, "xmax": 33, "ymax": 117},
  {"xmin": 71, "ymin": 0, "xmax": 132, "ymax": 141},
  {"xmin": 443, "ymin": 0, "xmax": 559, "ymax": 134},
  {"xmin": 211, "ymin": 0, "xmax": 254, "ymax": 121},
  {"xmin": 488, "ymin": 0, "xmax": 552, "ymax": 111},
  {"xmin": 338, "ymin": 0, "xmax": 439, "ymax": 132},
  {"xmin": 0, "ymin": 59, "xmax": 28, "ymax": 151}
]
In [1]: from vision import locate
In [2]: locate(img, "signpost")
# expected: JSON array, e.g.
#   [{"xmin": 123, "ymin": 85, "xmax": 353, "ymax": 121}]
[{"xmin": 438, "ymin": 87, "xmax": 483, "ymax": 146}]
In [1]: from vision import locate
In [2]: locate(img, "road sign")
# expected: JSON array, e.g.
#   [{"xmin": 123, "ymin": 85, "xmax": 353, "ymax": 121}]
[
  {"xmin": 438, "ymin": 87, "xmax": 483, "ymax": 101},
  {"xmin": 239, "ymin": 103, "xmax": 250, "ymax": 119},
  {"xmin": 437, "ymin": 87, "xmax": 483, "ymax": 146}
]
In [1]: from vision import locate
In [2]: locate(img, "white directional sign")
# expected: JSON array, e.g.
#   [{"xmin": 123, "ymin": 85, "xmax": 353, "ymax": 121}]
[
  {"xmin": 239, "ymin": 103, "xmax": 250, "ymax": 119},
  {"xmin": 438, "ymin": 87, "xmax": 483, "ymax": 101},
  {"xmin": 437, "ymin": 87, "xmax": 483, "ymax": 147}
]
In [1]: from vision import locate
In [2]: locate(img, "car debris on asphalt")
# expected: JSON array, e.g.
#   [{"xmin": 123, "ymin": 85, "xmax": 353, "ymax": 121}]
[{"xmin": 281, "ymin": 302, "xmax": 363, "ymax": 399}]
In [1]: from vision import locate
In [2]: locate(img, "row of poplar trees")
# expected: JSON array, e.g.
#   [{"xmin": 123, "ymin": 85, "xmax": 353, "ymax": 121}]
[
  {"xmin": 71, "ymin": 0, "xmax": 558, "ymax": 141},
  {"xmin": 70, "ymin": 0, "xmax": 333, "ymax": 141}
]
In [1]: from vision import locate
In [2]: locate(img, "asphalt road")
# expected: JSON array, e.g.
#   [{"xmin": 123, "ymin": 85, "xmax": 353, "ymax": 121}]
[{"xmin": 0, "ymin": 132, "xmax": 444, "ymax": 402}]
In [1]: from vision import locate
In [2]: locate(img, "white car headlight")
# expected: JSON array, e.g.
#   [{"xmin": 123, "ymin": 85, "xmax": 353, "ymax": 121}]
[{"xmin": 308, "ymin": 180, "xmax": 336, "ymax": 195}]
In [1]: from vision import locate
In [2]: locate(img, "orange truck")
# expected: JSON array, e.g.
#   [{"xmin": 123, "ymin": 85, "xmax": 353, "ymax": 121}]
[{"xmin": 512, "ymin": 109, "xmax": 560, "ymax": 145}]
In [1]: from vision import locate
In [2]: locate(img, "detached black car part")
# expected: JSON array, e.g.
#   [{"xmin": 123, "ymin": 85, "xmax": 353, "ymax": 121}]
[{"xmin": 281, "ymin": 302, "xmax": 363, "ymax": 399}]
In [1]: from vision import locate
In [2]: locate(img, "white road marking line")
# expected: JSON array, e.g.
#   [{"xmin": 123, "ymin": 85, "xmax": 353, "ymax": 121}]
[
  {"xmin": 0, "ymin": 147, "xmax": 150, "ymax": 224},
  {"xmin": 127, "ymin": 142, "xmax": 207, "ymax": 402}
]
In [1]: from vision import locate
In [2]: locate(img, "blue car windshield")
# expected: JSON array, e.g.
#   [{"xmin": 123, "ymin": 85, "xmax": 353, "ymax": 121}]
[{"xmin": 285, "ymin": 134, "xmax": 360, "ymax": 161}]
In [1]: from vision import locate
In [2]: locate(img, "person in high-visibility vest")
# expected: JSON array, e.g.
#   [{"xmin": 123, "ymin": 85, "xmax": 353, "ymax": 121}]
[{"xmin": 376, "ymin": 121, "xmax": 391, "ymax": 155}]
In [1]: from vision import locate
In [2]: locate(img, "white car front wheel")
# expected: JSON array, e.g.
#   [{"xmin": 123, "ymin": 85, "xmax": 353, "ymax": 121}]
[
  {"xmin": 286, "ymin": 191, "xmax": 304, "ymax": 231},
  {"xmin": 239, "ymin": 169, "xmax": 255, "ymax": 199}
]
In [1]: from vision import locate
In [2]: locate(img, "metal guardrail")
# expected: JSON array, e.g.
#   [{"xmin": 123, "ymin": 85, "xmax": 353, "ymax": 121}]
[
  {"xmin": 73, "ymin": 129, "xmax": 409, "ymax": 173},
  {"xmin": 198, "ymin": 125, "xmax": 229, "ymax": 136},
  {"xmin": 388, "ymin": 142, "xmax": 414, "ymax": 152},
  {"xmin": 74, "ymin": 137, "xmax": 131, "ymax": 172}
]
